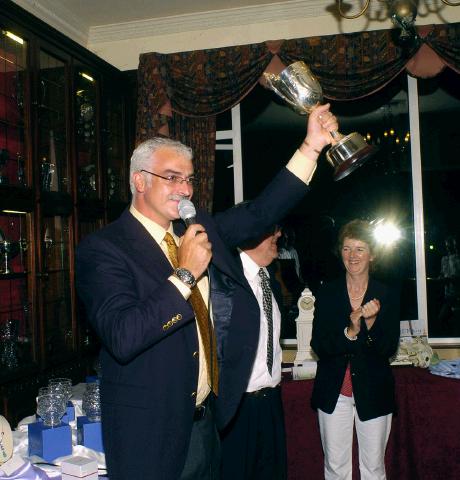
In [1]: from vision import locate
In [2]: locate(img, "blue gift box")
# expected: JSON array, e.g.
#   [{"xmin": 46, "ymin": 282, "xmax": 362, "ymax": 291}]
[
  {"xmin": 28, "ymin": 421, "xmax": 72, "ymax": 461},
  {"xmin": 65, "ymin": 402, "xmax": 75, "ymax": 422},
  {"xmin": 77, "ymin": 416, "xmax": 104, "ymax": 453}
]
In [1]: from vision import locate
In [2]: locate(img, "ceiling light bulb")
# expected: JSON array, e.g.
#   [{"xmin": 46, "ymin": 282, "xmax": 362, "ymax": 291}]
[{"xmin": 390, "ymin": 0, "xmax": 418, "ymax": 24}]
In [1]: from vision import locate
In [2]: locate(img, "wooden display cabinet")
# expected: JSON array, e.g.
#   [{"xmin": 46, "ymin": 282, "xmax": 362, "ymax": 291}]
[{"xmin": 0, "ymin": 3, "xmax": 132, "ymax": 426}]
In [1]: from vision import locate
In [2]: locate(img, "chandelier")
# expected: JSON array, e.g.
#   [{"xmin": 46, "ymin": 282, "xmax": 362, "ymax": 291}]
[
  {"xmin": 337, "ymin": 0, "xmax": 460, "ymax": 20},
  {"xmin": 336, "ymin": 1, "xmax": 460, "ymax": 42}
]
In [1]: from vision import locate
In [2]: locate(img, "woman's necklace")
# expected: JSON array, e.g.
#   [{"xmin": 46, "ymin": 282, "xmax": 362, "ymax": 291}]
[{"xmin": 348, "ymin": 283, "xmax": 368, "ymax": 301}]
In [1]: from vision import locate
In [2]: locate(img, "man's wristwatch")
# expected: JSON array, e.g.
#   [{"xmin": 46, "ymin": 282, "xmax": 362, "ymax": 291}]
[{"xmin": 174, "ymin": 268, "xmax": 197, "ymax": 288}]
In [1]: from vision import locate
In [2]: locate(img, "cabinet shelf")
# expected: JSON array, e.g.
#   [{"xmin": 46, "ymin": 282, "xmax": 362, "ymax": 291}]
[
  {"xmin": 41, "ymin": 191, "xmax": 73, "ymax": 216},
  {"xmin": 0, "ymin": 271, "xmax": 28, "ymax": 280},
  {"xmin": 0, "ymin": 185, "xmax": 34, "ymax": 212}
]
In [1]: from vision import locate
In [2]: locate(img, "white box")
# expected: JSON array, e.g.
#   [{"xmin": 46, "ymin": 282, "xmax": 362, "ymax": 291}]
[
  {"xmin": 62, "ymin": 473, "xmax": 98, "ymax": 480},
  {"xmin": 61, "ymin": 456, "xmax": 98, "ymax": 478},
  {"xmin": 0, "ymin": 456, "xmax": 27, "ymax": 476}
]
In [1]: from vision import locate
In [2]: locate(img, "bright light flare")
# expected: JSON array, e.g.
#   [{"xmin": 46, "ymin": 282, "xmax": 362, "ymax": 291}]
[
  {"xmin": 373, "ymin": 221, "xmax": 401, "ymax": 247},
  {"xmin": 80, "ymin": 72, "xmax": 94, "ymax": 82},
  {"xmin": 5, "ymin": 31, "xmax": 24, "ymax": 45}
]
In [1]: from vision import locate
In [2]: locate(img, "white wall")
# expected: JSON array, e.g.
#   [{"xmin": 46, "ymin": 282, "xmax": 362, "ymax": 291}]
[{"xmin": 89, "ymin": 8, "xmax": 460, "ymax": 71}]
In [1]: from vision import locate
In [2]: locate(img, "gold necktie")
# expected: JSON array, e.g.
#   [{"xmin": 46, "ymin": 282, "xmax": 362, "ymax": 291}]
[{"xmin": 164, "ymin": 232, "xmax": 219, "ymax": 395}]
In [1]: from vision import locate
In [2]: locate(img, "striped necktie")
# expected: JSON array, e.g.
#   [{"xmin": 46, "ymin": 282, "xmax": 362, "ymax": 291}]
[
  {"xmin": 163, "ymin": 232, "xmax": 219, "ymax": 394},
  {"xmin": 258, "ymin": 267, "xmax": 274, "ymax": 376}
]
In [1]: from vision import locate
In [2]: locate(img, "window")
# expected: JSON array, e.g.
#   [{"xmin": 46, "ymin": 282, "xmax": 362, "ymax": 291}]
[{"xmin": 214, "ymin": 69, "xmax": 460, "ymax": 344}]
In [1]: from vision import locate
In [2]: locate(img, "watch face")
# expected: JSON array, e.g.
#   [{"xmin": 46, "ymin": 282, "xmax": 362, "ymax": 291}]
[
  {"xmin": 300, "ymin": 297, "xmax": 314, "ymax": 310},
  {"xmin": 175, "ymin": 268, "xmax": 196, "ymax": 287}
]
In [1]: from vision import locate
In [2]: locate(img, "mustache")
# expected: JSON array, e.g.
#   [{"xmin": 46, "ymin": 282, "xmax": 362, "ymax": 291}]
[{"xmin": 168, "ymin": 194, "xmax": 189, "ymax": 201}]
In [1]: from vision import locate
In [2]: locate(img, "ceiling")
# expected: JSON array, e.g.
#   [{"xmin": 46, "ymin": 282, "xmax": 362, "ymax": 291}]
[
  {"xmin": 36, "ymin": 0, "xmax": 294, "ymax": 25},
  {"xmin": 12, "ymin": 0, "xmax": 327, "ymax": 49}
]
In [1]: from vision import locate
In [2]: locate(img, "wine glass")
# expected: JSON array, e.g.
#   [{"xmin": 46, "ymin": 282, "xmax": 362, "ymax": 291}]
[
  {"xmin": 48, "ymin": 378, "xmax": 72, "ymax": 403},
  {"xmin": 36, "ymin": 393, "xmax": 66, "ymax": 427}
]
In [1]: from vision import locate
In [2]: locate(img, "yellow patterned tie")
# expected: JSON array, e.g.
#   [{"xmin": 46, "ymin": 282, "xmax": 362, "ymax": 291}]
[{"xmin": 164, "ymin": 232, "xmax": 219, "ymax": 395}]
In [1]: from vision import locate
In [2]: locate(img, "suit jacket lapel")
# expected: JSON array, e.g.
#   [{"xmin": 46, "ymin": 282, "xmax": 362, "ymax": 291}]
[{"xmin": 118, "ymin": 210, "xmax": 174, "ymax": 280}]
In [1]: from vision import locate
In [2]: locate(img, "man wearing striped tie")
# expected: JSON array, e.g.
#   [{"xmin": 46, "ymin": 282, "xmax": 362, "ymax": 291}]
[{"xmin": 221, "ymin": 225, "xmax": 288, "ymax": 480}]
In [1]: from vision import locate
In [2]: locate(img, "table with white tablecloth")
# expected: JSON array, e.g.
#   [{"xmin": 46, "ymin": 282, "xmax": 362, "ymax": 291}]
[{"xmin": 1, "ymin": 383, "xmax": 107, "ymax": 480}]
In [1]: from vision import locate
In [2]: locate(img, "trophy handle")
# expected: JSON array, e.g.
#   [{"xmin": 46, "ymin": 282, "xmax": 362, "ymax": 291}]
[
  {"xmin": 263, "ymin": 72, "xmax": 307, "ymax": 114},
  {"xmin": 330, "ymin": 131, "xmax": 343, "ymax": 141}
]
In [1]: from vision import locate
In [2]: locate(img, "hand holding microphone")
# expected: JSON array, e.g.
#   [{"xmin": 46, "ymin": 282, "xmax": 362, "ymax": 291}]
[{"xmin": 177, "ymin": 198, "xmax": 212, "ymax": 279}]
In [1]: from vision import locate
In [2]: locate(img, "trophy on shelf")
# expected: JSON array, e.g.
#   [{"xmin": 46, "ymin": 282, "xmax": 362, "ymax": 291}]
[
  {"xmin": 40, "ymin": 157, "xmax": 55, "ymax": 192},
  {"xmin": 0, "ymin": 229, "xmax": 20, "ymax": 275},
  {"xmin": 264, "ymin": 61, "xmax": 377, "ymax": 181},
  {"xmin": 78, "ymin": 163, "xmax": 97, "ymax": 198},
  {"xmin": 107, "ymin": 167, "xmax": 120, "ymax": 200},
  {"xmin": 17, "ymin": 152, "xmax": 26, "ymax": 186}
]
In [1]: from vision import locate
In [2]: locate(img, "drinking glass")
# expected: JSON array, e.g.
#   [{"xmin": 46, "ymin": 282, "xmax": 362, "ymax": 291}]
[
  {"xmin": 48, "ymin": 377, "xmax": 72, "ymax": 402},
  {"xmin": 36, "ymin": 393, "xmax": 66, "ymax": 427},
  {"xmin": 82, "ymin": 383, "xmax": 101, "ymax": 422}
]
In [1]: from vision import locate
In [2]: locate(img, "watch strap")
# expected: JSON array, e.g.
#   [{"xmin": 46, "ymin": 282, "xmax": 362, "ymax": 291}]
[{"xmin": 174, "ymin": 267, "xmax": 197, "ymax": 288}]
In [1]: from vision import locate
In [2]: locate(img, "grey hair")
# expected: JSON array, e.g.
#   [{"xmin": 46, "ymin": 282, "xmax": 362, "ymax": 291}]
[{"xmin": 129, "ymin": 138, "xmax": 193, "ymax": 194}]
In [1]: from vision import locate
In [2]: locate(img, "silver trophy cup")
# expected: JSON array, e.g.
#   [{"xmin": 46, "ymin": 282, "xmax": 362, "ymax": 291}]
[{"xmin": 264, "ymin": 61, "xmax": 376, "ymax": 181}]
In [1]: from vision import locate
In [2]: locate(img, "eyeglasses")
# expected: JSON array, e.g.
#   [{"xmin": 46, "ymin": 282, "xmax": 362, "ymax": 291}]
[{"xmin": 140, "ymin": 169, "xmax": 198, "ymax": 186}]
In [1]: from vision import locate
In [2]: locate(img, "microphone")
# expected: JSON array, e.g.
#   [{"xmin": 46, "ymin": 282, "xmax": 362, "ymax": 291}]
[{"xmin": 178, "ymin": 198, "xmax": 197, "ymax": 227}]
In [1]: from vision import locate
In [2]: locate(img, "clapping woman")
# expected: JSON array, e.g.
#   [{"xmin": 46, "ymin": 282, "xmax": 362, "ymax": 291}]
[{"xmin": 310, "ymin": 220, "xmax": 400, "ymax": 480}]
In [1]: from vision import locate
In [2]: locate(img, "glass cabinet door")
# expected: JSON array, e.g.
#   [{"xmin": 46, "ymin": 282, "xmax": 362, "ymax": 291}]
[
  {"xmin": 75, "ymin": 69, "xmax": 99, "ymax": 200},
  {"xmin": 40, "ymin": 215, "xmax": 74, "ymax": 363},
  {"xmin": 0, "ymin": 211, "xmax": 34, "ymax": 378},
  {"xmin": 38, "ymin": 50, "xmax": 69, "ymax": 193},
  {"xmin": 77, "ymin": 218, "xmax": 103, "ymax": 350},
  {"xmin": 104, "ymin": 94, "xmax": 127, "ymax": 203},
  {"xmin": 0, "ymin": 29, "xmax": 28, "ymax": 187}
]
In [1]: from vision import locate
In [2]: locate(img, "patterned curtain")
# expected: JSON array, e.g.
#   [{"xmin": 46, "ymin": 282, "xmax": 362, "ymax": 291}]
[
  {"xmin": 136, "ymin": 53, "xmax": 169, "ymax": 140},
  {"xmin": 136, "ymin": 23, "xmax": 460, "ymax": 211},
  {"xmin": 279, "ymin": 23, "xmax": 460, "ymax": 99},
  {"xmin": 425, "ymin": 22, "xmax": 460, "ymax": 72},
  {"xmin": 136, "ymin": 42, "xmax": 272, "ymax": 209},
  {"xmin": 170, "ymin": 112, "xmax": 216, "ymax": 207},
  {"xmin": 278, "ymin": 30, "xmax": 419, "ymax": 100}
]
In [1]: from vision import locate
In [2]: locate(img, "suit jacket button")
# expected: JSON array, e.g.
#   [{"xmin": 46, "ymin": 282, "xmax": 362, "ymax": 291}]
[
  {"xmin": 191, "ymin": 391, "xmax": 196, "ymax": 398},
  {"xmin": 193, "ymin": 351, "xmax": 198, "ymax": 358}
]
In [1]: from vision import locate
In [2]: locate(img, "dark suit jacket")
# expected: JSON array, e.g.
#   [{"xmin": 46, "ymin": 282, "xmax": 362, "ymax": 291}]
[
  {"xmin": 76, "ymin": 168, "xmax": 308, "ymax": 480},
  {"xmin": 310, "ymin": 275, "xmax": 400, "ymax": 421}
]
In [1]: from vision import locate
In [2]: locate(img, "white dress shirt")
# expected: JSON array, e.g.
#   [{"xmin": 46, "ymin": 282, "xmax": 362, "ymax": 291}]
[{"xmin": 240, "ymin": 251, "xmax": 282, "ymax": 392}]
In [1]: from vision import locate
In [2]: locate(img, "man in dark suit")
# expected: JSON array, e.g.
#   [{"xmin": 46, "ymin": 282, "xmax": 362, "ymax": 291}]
[
  {"xmin": 76, "ymin": 103, "xmax": 338, "ymax": 480},
  {"xmin": 221, "ymin": 225, "xmax": 288, "ymax": 479}
]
